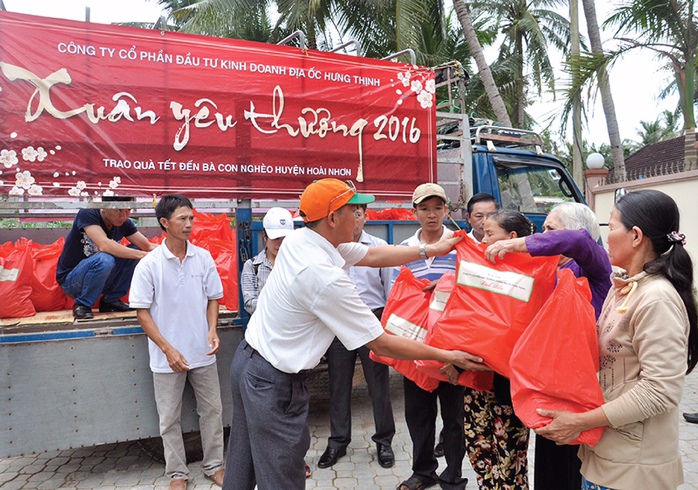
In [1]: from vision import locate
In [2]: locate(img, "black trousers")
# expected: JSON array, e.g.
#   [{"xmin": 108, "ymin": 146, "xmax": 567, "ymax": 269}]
[
  {"xmin": 325, "ymin": 336, "xmax": 396, "ymax": 449},
  {"xmin": 404, "ymin": 377, "xmax": 467, "ymax": 490},
  {"xmin": 533, "ymin": 434, "xmax": 582, "ymax": 490}
]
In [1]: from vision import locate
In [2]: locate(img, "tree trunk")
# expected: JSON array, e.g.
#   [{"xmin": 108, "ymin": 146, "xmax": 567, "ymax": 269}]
[
  {"xmin": 581, "ymin": 0, "xmax": 625, "ymax": 180},
  {"xmin": 570, "ymin": 0, "xmax": 583, "ymax": 188},
  {"xmin": 514, "ymin": 34, "xmax": 525, "ymax": 128},
  {"xmin": 452, "ymin": 0, "xmax": 512, "ymax": 126}
]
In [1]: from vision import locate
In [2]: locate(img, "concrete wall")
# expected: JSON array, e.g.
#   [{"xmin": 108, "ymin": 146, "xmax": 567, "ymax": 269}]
[{"xmin": 587, "ymin": 169, "xmax": 698, "ymax": 280}]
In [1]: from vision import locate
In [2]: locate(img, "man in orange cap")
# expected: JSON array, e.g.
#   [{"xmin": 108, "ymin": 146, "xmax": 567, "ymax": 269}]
[{"xmin": 222, "ymin": 178, "xmax": 487, "ymax": 490}]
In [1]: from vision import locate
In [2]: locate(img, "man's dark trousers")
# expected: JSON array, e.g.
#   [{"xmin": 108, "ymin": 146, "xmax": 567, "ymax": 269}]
[
  {"xmin": 404, "ymin": 378, "xmax": 467, "ymax": 490},
  {"xmin": 222, "ymin": 340, "xmax": 310, "ymax": 490},
  {"xmin": 325, "ymin": 332, "xmax": 396, "ymax": 450}
]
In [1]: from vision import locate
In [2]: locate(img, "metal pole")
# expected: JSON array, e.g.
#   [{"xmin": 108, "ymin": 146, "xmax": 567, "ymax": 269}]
[{"xmin": 381, "ymin": 49, "xmax": 416, "ymax": 66}]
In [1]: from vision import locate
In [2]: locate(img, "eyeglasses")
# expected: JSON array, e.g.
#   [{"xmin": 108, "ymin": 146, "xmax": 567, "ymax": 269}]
[{"xmin": 327, "ymin": 180, "xmax": 357, "ymax": 215}]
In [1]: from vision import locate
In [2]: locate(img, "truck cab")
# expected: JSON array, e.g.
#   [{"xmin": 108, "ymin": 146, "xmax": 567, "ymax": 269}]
[{"xmin": 433, "ymin": 62, "xmax": 584, "ymax": 234}]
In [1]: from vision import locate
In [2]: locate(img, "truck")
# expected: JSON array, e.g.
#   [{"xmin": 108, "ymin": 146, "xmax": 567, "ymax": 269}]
[{"xmin": 0, "ymin": 10, "xmax": 584, "ymax": 458}]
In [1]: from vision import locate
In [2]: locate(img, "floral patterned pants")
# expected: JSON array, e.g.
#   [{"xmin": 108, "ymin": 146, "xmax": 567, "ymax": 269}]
[{"xmin": 463, "ymin": 387, "xmax": 530, "ymax": 489}]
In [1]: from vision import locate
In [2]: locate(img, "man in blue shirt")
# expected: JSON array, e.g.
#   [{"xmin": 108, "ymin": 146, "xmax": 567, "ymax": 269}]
[{"xmin": 56, "ymin": 196, "xmax": 156, "ymax": 320}]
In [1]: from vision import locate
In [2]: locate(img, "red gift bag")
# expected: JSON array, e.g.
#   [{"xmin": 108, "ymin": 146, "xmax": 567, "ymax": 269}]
[
  {"xmin": 203, "ymin": 236, "xmax": 239, "ymax": 311},
  {"xmin": 370, "ymin": 267, "xmax": 440, "ymax": 392},
  {"xmin": 416, "ymin": 271, "xmax": 494, "ymax": 390},
  {"xmin": 428, "ymin": 236, "xmax": 559, "ymax": 377},
  {"xmin": 0, "ymin": 240, "xmax": 36, "ymax": 318},
  {"xmin": 510, "ymin": 269, "xmax": 605, "ymax": 446},
  {"xmin": 188, "ymin": 210, "xmax": 238, "ymax": 311},
  {"xmin": 190, "ymin": 209, "xmax": 234, "ymax": 243},
  {"xmin": 29, "ymin": 238, "xmax": 71, "ymax": 312}
]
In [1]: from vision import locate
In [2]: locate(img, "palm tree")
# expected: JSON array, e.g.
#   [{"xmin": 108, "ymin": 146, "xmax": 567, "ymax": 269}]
[
  {"xmin": 580, "ymin": 0, "xmax": 625, "ymax": 178},
  {"xmin": 469, "ymin": 0, "xmax": 570, "ymax": 129},
  {"xmin": 337, "ymin": 0, "xmax": 480, "ymax": 67},
  {"xmin": 156, "ymin": 0, "xmax": 328, "ymax": 47},
  {"xmin": 604, "ymin": 0, "xmax": 698, "ymax": 170},
  {"xmin": 630, "ymin": 110, "xmax": 680, "ymax": 149},
  {"xmin": 452, "ymin": 0, "xmax": 513, "ymax": 126}
]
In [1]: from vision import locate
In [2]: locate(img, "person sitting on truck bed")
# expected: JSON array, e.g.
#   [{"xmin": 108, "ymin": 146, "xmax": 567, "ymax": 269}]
[
  {"xmin": 129, "ymin": 194, "xmax": 226, "ymax": 490},
  {"xmin": 56, "ymin": 195, "xmax": 157, "ymax": 320}
]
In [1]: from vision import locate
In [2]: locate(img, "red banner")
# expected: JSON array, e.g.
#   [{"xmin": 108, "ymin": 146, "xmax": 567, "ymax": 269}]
[{"xmin": 0, "ymin": 12, "xmax": 436, "ymax": 199}]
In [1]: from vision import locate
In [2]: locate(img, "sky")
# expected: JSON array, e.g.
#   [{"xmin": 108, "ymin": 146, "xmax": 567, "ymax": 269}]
[{"xmin": 1, "ymin": 0, "xmax": 679, "ymax": 149}]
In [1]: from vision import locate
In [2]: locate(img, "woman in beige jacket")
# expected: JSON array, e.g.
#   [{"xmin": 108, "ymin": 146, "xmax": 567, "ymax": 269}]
[{"xmin": 535, "ymin": 189, "xmax": 698, "ymax": 489}]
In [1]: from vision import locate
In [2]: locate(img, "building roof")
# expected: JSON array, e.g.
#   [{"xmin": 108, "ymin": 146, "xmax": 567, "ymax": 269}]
[{"xmin": 621, "ymin": 135, "xmax": 686, "ymax": 179}]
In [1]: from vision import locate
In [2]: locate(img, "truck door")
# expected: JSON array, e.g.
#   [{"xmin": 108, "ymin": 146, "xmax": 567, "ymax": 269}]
[{"xmin": 491, "ymin": 155, "xmax": 584, "ymax": 231}]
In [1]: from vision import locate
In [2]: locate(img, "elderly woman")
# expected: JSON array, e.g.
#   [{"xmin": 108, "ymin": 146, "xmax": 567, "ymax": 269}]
[
  {"xmin": 534, "ymin": 189, "xmax": 698, "ymax": 489},
  {"xmin": 485, "ymin": 202, "xmax": 612, "ymax": 490}
]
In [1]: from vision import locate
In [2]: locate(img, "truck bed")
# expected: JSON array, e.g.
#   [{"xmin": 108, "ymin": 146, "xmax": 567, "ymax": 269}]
[{"xmin": 0, "ymin": 308, "xmax": 243, "ymax": 458}]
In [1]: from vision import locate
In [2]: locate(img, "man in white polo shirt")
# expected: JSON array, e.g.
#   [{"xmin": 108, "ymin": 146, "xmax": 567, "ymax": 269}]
[
  {"xmin": 130, "ymin": 194, "xmax": 226, "ymax": 490},
  {"xmin": 222, "ymin": 178, "xmax": 488, "ymax": 490}
]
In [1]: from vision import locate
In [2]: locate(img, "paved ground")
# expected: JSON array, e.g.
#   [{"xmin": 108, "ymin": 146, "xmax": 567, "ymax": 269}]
[{"xmin": 4, "ymin": 369, "xmax": 698, "ymax": 490}]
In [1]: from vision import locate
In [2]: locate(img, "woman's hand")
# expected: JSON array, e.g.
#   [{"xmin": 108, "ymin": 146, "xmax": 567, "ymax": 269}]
[
  {"xmin": 534, "ymin": 409, "xmax": 583, "ymax": 445},
  {"xmin": 485, "ymin": 237, "xmax": 527, "ymax": 263}
]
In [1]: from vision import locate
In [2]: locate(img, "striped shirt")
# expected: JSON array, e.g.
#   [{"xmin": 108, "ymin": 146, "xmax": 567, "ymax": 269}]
[
  {"xmin": 393, "ymin": 226, "xmax": 457, "ymax": 283},
  {"xmin": 240, "ymin": 249, "xmax": 273, "ymax": 315}
]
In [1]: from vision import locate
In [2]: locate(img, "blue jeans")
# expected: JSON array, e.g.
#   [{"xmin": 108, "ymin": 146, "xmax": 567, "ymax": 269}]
[{"xmin": 60, "ymin": 251, "xmax": 138, "ymax": 307}]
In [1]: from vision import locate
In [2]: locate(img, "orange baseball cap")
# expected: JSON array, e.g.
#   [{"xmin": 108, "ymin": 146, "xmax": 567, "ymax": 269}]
[{"xmin": 299, "ymin": 179, "xmax": 375, "ymax": 223}]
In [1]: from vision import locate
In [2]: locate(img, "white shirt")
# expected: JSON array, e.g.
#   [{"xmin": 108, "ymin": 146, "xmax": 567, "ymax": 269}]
[
  {"xmin": 130, "ymin": 240, "xmax": 224, "ymax": 373},
  {"xmin": 245, "ymin": 227, "xmax": 384, "ymax": 373},
  {"xmin": 347, "ymin": 230, "xmax": 392, "ymax": 310},
  {"xmin": 467, "ymin": 229, "xmax": 482, "ymax": 244}
]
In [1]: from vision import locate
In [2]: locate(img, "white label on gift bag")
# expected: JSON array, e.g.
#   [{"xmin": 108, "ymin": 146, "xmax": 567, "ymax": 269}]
[
  {"xmin": 385, "ymin": 313, "xmax": 427, "ymax": 343},
  {"xmin": 430, "ymin": 289, "xmax": 450, "ymax": 313},
  {"xmin": 457, "ymin": 260, "xmax": 534, "ymax": 302},
  {"xmin": 0, "ymin": 266, "xmax": 20, "ymax": 282}
]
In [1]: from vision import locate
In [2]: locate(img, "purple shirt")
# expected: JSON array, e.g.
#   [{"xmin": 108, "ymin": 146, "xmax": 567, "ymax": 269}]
[{"xmin": 525, "ymin": 228, "xmax": 612, "ymax": 319}]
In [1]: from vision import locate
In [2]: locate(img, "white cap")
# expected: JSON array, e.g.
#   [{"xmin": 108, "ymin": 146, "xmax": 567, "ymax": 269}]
[{"xmin": 263, "ymin": 207, "xmax": 294, "ymax": 239}]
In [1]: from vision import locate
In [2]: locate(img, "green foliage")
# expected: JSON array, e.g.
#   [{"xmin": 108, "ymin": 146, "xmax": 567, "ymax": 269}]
[{"xmin": 0, "ymin": 218, "xmax": 72, "ymax": 229}]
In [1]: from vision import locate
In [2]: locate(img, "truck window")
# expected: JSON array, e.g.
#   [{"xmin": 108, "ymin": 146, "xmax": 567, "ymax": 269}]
[{"xmin": 496, "ymin": 162, "xmax": 575, "ymax": 214}]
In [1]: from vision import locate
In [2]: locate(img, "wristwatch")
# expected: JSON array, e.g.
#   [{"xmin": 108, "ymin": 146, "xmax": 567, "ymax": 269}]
[{"xmin": 419, "ymin": 242, "xmax": 428, "ymax": 260}]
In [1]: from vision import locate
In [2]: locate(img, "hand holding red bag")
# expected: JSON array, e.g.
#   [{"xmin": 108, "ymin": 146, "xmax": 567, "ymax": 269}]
[
  {"xmin": 427, "ymin": 236, "xmax": 559, "ymax": 377},
  {"xmin": 416, "ymin": 270, "xmax": 494, "ymax": 390},
  {"xmin": 369, "ymin": 266, "xmax": 440, "ymax": 392},
  {"xmin": 510, "ymin": 269, "xmax": 605, "ymax": 446}
]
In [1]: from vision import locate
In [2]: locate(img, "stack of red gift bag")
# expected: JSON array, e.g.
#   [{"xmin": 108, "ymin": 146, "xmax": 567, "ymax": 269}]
[
  {"xmin": 371, "ymin": 232, "xmax": 605, "ymax": 445},
  {"xmin": 0, "ymin": 209, "xmax": 239, "ymax": 319}
]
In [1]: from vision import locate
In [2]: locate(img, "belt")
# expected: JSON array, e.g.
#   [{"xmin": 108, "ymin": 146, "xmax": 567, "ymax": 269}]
[{"xmin": 244, "ymin": 341, "xmax": 312, "ymax": 375}]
